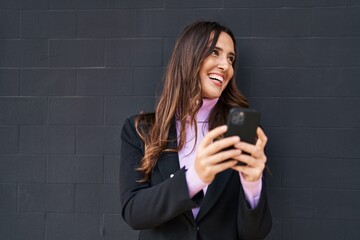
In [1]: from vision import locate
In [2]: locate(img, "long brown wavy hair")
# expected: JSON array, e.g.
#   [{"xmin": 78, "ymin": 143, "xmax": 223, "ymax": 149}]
[{"xmin": 135, "ymin": 21, "xmax": 248, "ymax": 182}]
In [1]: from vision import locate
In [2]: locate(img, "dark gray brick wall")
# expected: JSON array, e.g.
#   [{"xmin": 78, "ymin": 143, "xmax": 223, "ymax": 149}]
[{"xmin": 1, "ymin": 1, "xmax": 359, "ymax": 240}]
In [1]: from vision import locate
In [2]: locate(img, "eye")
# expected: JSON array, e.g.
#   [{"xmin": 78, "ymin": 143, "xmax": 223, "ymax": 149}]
[
  {"xmin": 228, "ymin": 55, "xmax": 235, "ymax": 64},
  {"xmin": 211, "ymin": 49, "xmax": 219, "ymax": 56}
]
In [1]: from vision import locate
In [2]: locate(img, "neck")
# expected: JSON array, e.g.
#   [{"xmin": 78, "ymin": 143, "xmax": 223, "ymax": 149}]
[{"xmin": 197, "ymin": 98, "xmax": 218, "ymax": 122}]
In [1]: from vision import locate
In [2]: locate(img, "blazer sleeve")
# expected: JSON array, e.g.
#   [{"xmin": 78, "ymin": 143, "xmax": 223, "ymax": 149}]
[
  {"xmin": 237, "ymin": 175, "xmax": 272, "ymax": 240},
  {"xmin": 119, "ymin": 117, "xmax": 198, "ymax": 230}
]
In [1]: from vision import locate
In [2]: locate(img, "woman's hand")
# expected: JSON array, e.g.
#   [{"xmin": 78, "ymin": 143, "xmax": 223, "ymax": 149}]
[
  {"xmin": 231, "ymin": 127, "xmax": 268, "ymax": 182},
  {"xmin": 195, "ymin": 125, "xmax": 242, "ymax": 184}
]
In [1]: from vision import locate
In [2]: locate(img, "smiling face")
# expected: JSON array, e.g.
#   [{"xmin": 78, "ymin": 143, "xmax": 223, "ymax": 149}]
[{"xmin": 199, "ymin": 31, "xmax": 235, "ymax": 99}]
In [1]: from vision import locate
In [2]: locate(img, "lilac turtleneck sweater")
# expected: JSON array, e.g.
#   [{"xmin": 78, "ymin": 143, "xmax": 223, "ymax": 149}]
[{"xmin": 176, "ymin": 98, "xmax": 262, "ymax": 217}]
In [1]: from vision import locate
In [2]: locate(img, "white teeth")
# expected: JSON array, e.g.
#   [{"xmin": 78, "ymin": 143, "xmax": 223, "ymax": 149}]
[{"xmin": 208, "ymin": 74, "xmax": 223, "ymax": 82}]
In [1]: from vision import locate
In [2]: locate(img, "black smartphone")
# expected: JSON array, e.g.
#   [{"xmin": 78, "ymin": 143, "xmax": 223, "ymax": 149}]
[{"xmin": 224, "ymin": 108, "xmax": 261, "ymax": 165}]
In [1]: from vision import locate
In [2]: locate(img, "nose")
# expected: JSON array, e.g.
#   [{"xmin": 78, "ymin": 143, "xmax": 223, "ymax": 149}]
[{"xmin": 217, "ymin": 55, "xmax": 230, "ymax": 71}]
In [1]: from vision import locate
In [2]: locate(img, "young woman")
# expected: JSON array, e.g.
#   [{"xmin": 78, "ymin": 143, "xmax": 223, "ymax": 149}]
[{"xmin": 120, "ymin": 21, "xmax": 272, "ymax": 240}]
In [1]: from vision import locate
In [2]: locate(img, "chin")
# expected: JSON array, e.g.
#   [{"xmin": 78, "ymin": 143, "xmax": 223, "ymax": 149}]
[{"xmin": 203, "ymin": 93, "xmax": 221, "ymax": 99}]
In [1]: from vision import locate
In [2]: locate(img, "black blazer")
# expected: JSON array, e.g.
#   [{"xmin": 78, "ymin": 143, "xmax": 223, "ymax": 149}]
[{"xmin": 120, "ymin": 115, "xmax": 272, "ymax": 240}]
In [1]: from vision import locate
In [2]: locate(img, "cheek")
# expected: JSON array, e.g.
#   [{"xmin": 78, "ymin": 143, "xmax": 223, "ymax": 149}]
[{"xmin": 227, "ymin": 67, "xmax": 234, "ymax": 81}]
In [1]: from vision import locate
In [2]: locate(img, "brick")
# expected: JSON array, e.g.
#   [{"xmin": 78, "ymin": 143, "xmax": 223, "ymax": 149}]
[
  {"xmin": 250, "ymin": 98, "xmax": 283, "ymax": 127},
  {"xmin": 311, "ymin": 129, "xmax": 343, "ymax": 158},
  {"xmin": 107, "ymin": 0, "xmax": 163, "ymax": 8},
  {"xmin": 0, "ymin": 155, "xmax": 45, "ymax": 183},
  {"xmin": 224, "ymin": 0, "xmax": 282, "ymax": 7},
  {"xmin": 106, "ymin": 39, "xmax": 162, "ymax": 67},
  {"xmin": 0, "ymin": 0, "xmax": 47, "ymax": 9},
  {"xmin": 343, "ymin": 38, "xmax": 360, "ymax": 66},
  {"xmin": 265, "ymin": 127, "xmax": 314, "ymax": 158},
  {"xmin": 0, "ymin": 40, "xmax": 48, "ymax": 67},
  {"xmin": 50, "ymin": 40, "xmax": 104, "ymax": 67},
  {"xmin": 283, "ymin": 99, "xmax": 342, "ymax": 127},
  {"xmin": 0, "ymin": 10, "xmax": 20, "ymax": 38},
  {"xmin": 347, "ymin": 0, "xmax": 360, "ymax": 5},
  {"xmin": 283, "ymin": 219, "xmax": 344, "ymax": 240},
  {"xmin": 20, "ymin": 69, "xmax": 76, "ymax": 96},
  {"xmin": 341, "ymin": 68, "xmax": 360, "ymax": 97},
  {"xmin": 313, "ymin": 189, "xmax": 360, "ymax": 219},
  {"xmin": 193, "ymin": 9, "xmax": 252, "ymax": 37},
  {"xmin": 343, "ymin": 158, "xmax": 360, "ymax": 189},
  {"xmin": 162, "ymin": 38, "xmax": 176, "ymax": 66},
  {"xmin": 104, "ymin": 155, "xmax": 120, "ymax": 184},
  {"xmin": 135, "ymin": 9, "xmax": 193, "ymax": 37},
  {"xmin": 78, "ymin": 10, "xmax": 134, "ymax": 38},
  {"xmin": 105, "ymin": 97, "xmax": 155, "ymax": 125},
  {"xmin": 134, "ymin": 67, "xmax": 164, "ymax": 96},
  {"xmin": 264, "ymin": 157, "xmax": 281, "ymax": 188},
  {"xmin": 279, "ymin": 38, "xmax": 343, "ymax": 67},
  {"xmin": 0, "ymin": 69, "xmax": 19, "ymax": 96},
  {"xmin": 345, "ymin": 221, "xmax": 360, "ymax": 239},
  {"xmin": 0, "ymin": 213, "xmax": 45, "ymax": 240},
  {"xmin": 0, "ymin": 184, "xmax": 17, "ymax": 212},
  {"xmin": 20, "ymin": 126, "xmax": 75, "ymax": 154},
  {"xmin": 268, "ymin": 188, "xmax": 313, "ymax": 218},
  {"xmin": 48, "ymin": 97, "xmax": 103, "ymax": 125},
  {"xmin": 313, "ymin": 7, "xmax": 360, "ymax": 37},
  {"xmin": 21, "ymin": 11, "xmax": 76, "ymax": 38},
  {"xmin": 0, "ymin": 97, "xmax": 46, "ymax": 124},
  {"xmin": 312, "ymin": 129, "xmax": 360, "ymax": 158},
  {"xmin": 249, "ymin": 68, "xmax": 280, "ymax": 97},
  {"xmin": 282, "ymin": 157, "xmax": 346, "ymax": 188},
  {"xmin": 49, "ymin": 0, "xmax": 106, "ymax": 9},
  {"xmin": 283, "ymin": 0, "xmax": 346, "ymax": 7},
  {"xmin": 234, "ymin": 68, "xmax": 252, "ymax": 97},
  {"xmin": 312, "ymin": 8, "xmax": 346, "ymax": 37},
  {"xmin": 19, "ymin": 183, "xmax": 74, "ymax": 212},
  {"xmin": 340, "ymin": 99, "xmax": 360, "ymax": 127},
  {"xmin": 77, "ymin": 68, "xmax": 133, "ymax": 96},
  {"xmin": 251, "ymin": 68, "xmax": 347, "ymax": 97},
  {"xmin": 0, "ymin": 126, "xmax": 18, "ymax": 153},
  {"xmin": 340, "ymin": 129, "xmax": 360, "ymax": 158},
  {"xmin": 165, "ymin": 0, "xmax": 221, "ymax": 8},
  {"xmin": 76, "ymin": 126, "xmax": 122, "ymax": 154},
  {"xmin": 104, "ymin": 214, "xmax": 139, "ymax": 240},
  {"xmin": 46, "ymin": 213, "xmax": 102, "ymax": 240},
  {"xmin": 75, "ymin": 184, "xmax": 121, "ymax": 213},
  {"xmin": 281, "ymin": 157, "xmax": 360, "ymax": 189},
  {"xmin": 252, "ymin": 9, "xmax": 312, "ymax": 37},
  {"xmin": 236, "ymin": 39, "xmax": 282, "ymax": 67},
  {"xmin": 47, "ymin": 155, "xmax": 103, "ymax": 183}
]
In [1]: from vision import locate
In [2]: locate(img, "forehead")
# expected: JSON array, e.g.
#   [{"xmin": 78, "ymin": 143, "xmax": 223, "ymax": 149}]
[{"xmin": 215, "ymin": 32, "xmax": 235, "ymax": 53}]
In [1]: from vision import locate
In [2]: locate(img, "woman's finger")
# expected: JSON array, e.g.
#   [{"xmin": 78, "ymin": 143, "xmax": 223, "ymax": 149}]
[
  {"xmin": 198, "ymin": 125, "xmax": 228, "ymax": 148},
  {"xmin": 201, "ymin": 136, "xmax": 240, "ymax": 157},
  {"xmin": 256, "ymin": 127, "xmax": 268, "ymax": 149},
  {"xmin": 205, "ymin": 148, "xmax": 242, "ymax": 165},
  {"xmin": 234, "ymin": 141, "xmax": 258, "ymax": 157}
]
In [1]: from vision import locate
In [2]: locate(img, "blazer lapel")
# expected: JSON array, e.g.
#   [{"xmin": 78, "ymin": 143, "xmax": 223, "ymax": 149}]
[
  {"xmin": 196, "ymin": 168, "xmax": 233, "ymax": 222},
  {"xmin": 156, "ymin": 120, "xmax": 180, "ymax": 180},
  {"xmin": 155, "ymin": 120, "xmax": 196, "ymax": 223}
]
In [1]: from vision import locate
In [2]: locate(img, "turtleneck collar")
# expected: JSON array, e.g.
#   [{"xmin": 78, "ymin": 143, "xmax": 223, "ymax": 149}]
[{"xmin": 196, "ymin": 98, "xmax": 219, "ymax": 122}]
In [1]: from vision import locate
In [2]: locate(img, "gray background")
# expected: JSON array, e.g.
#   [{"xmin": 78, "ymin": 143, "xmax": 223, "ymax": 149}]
[{"xmin": 1, "ymin": 0, "xmax": 360, "ymax": 239}]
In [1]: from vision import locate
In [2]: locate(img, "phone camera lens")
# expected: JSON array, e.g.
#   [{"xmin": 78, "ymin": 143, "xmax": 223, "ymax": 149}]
[{"xmin": 231, "ymin": 111, "xmax": 245, "ymax": 125}]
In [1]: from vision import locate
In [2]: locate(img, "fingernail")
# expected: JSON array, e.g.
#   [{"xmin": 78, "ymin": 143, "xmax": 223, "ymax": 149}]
[{"xmin": 232, "ymin": 136, "xmax": 240, "ymax": 142}]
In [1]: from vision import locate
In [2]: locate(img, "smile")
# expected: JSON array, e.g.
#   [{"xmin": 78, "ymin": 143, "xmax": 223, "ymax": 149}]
[{"xmin": 208, "ymin": 74, "xmax": 224, "ymax": 84}]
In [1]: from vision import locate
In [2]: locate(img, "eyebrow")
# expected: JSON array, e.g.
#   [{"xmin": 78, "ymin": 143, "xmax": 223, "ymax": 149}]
[{"xmin": 214, "ymin": 46, "xmax": 236, "ymax": 58}]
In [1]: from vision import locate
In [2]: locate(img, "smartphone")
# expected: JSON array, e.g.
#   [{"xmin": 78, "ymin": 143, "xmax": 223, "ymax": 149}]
[{"xmin": 224, "ymin": 108, "xmax": 261, "ymax": 165}]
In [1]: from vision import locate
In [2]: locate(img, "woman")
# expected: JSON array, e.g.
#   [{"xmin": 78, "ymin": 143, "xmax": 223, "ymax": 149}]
[{"xmin": 120, "ymin": 21, "xmax": 272, "ymax": 240}]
